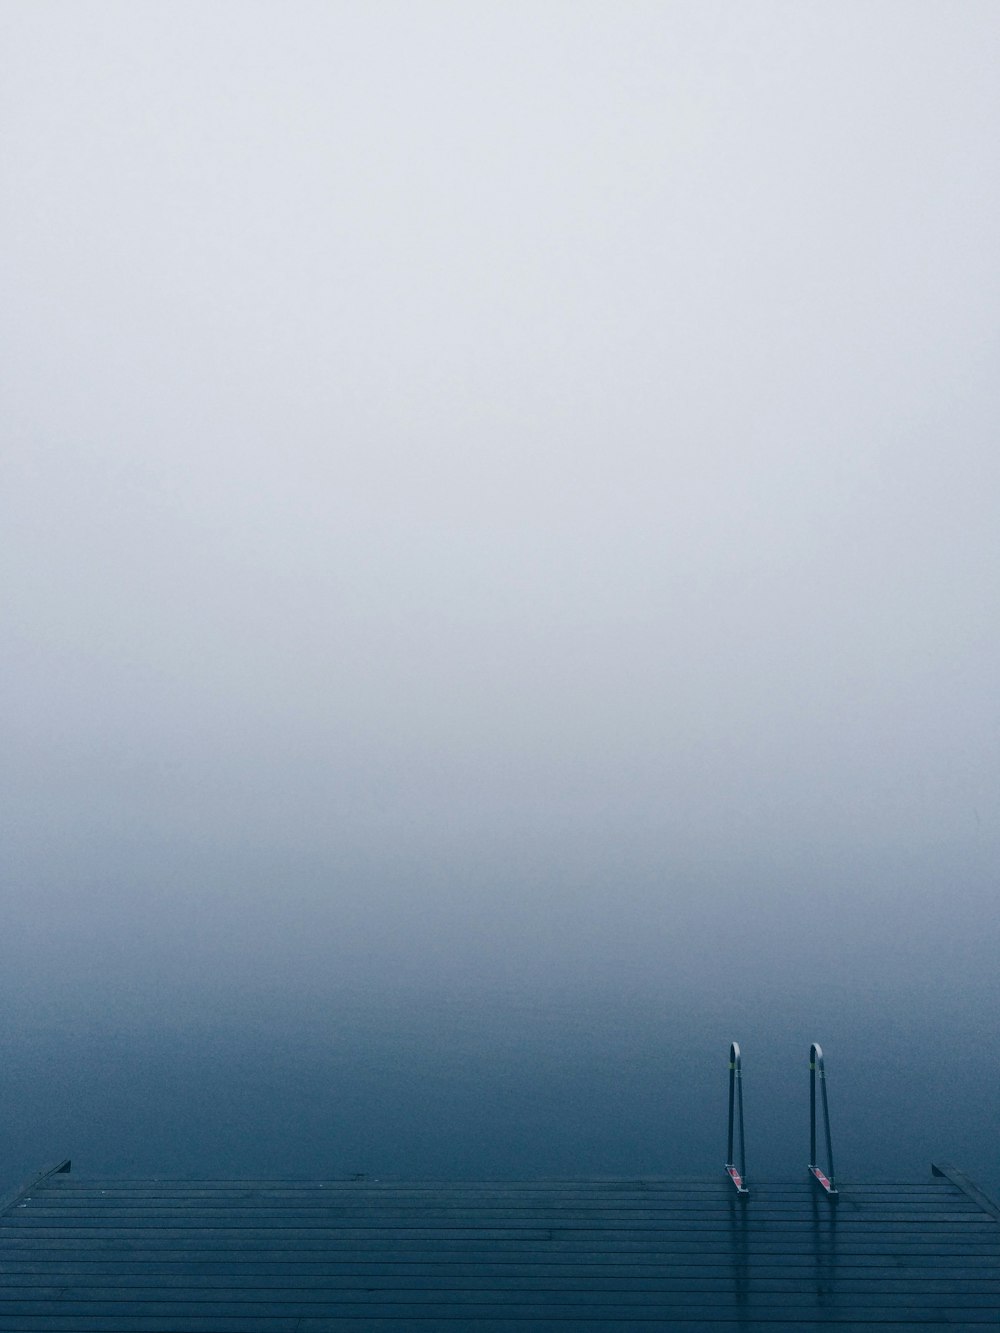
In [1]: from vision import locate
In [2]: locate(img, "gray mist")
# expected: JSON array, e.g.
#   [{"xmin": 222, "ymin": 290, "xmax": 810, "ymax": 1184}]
[{"xmin": 2, "ymin": 2, "xmax": 998, "ymax": 1193}]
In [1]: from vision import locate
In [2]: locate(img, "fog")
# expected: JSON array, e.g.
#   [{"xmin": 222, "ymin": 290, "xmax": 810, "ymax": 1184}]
[{"xmin": 2, "ymin": 2, "xmax": 999, "ymax": 1192}]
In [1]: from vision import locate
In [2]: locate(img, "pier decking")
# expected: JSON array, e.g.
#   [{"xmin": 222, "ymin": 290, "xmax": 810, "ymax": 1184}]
[{"xmin": 1, "ymin": 1161, "xmax": 998, "ymax": 1330}]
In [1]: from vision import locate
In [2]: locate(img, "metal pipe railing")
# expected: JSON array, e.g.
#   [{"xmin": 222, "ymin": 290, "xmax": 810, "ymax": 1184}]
[
  {"xmin": 808, "ymin": 1042, "xmax": 837, "ymax": 1195},
  {"xmin": 725, "ymin": 1041, "xmax": 748, "ymax": 1195}
]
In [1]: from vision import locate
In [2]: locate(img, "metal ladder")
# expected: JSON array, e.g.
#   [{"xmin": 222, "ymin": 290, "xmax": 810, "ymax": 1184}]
[
  {"xmin": 724, "ymin": 1041, "xmax": 838, "ymax": 1196},
  {"xmin": 725, "ymin": 1042, "xmax": 748, "ymax": 1195},
  {"xmin": 808, "ymin": 1041, "xmax": 837, "ymax": 1195}
]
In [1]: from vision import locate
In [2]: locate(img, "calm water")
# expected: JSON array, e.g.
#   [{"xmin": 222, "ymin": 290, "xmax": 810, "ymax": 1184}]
[{"xmin": 3, "ymin": 836, "xmax": 997, "ymax": 1198}]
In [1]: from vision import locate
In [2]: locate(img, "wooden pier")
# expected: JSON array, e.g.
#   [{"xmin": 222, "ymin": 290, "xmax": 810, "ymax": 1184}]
[{"xmin": 1, "ymin": 1160, "xmax": 998, "ymax": 1329}]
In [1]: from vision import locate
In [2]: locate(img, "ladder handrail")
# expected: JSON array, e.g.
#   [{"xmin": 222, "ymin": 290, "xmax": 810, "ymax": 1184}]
[
  {"xmin": 725, "ymin": 1041, "xmax": 748, "ymax": 1195},
  {"xmin": 808, "ymin": 1042, "xmax": 837, "ymax": 1195}
]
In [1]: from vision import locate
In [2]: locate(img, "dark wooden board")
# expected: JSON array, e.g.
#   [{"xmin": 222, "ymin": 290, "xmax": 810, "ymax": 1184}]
[
  {"xmin": 0, "ymin": 1271, "xmax": 998, "ymax": 1291},
  {"xmin": 0, "ymin": 1283, "xmax": 998, "ymax": 1305},
  {"xmin": 2, "ymin": 1260, "xmax": 999, "ymax": 1280},
  {"xmin": 0, "ymin": 1318, "xmax": 994, "ymax": 1332},
  {"xmin": 2, "ymin": 1297, "xmax": 1000, "ymax": 1320},
  {"xmin": 28, "ymin": 1204, "xmax": 956, "ymax": 1215}
]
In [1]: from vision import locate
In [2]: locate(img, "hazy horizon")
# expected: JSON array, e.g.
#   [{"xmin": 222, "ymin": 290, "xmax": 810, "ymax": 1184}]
[{"xmin": 2, "ymin": 2, "xmax": 998, "ymax": 1192}]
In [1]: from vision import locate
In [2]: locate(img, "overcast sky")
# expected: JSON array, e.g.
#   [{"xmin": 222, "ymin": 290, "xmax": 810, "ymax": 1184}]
[{"xmin": 2, "ymin": 3, "xmax": 999, "ymax": 993}]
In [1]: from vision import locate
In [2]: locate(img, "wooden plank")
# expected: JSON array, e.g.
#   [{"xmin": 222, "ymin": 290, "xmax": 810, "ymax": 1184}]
[
  {"xmin": 24, "ymin": 1201, "xmax": 980, "ymax": 1219},
  {"xmin": 5, "ymin": 1227, "xmax": 994, "ymax": 1249},
  {"xmin": 0, "ymin": 1321, "xmax": 985, "ymax": 1333},
  {"xmin": 6, "ymin": 1201, "xmax": 995, "ymax": 1223},
  {"xmin": 1, "ymin": 1297, "xmax": 998, "ymax": 1320},
  {"xmin": 29, "ymin": 1192, "xmax": 914, "ymax": 1205},
  {"xmin": 0, "ymin": 1295, "xmax": 998, "ymax": 1319},
  {"xmin": 0, "ymin": 1322, "xmax": 300, "ymax": 1332},
  {"xmin": 2, "ymin": 1234, "xmax": 997, "ymax": 1255},
  {"xmin": 1, "ymin": 1259, "xmax": 997, "ymax": 1279},
  {"xmin": 9, "ymin": 1208, "xmax": 926, "ymax": 1222},
  {"xmin": 3, "ymin": 1221, "xmax": 998, "ymax": 1242},
  {"xmin": 292, "ymin": 1321, "xmax": 998, "ymax": 1332},
  {"xmin": 38, "ymin": 1182, "xmax": 726, "ymax": 1193},
  {"xmin": 0, "ymin": 1319, "xmax": 833, "ymax": 1333},
  {"xmin": 14, "ymin": 1194, "xmax": 984, "ymax": 1211},
  {"xmin": 30, "ymin": 1198, "xmax": 928, "ymax": 1212},
  {"xmin": 11, "ymin": 1215, "xmax": 995, "ymax": 1234},
  {"xmin": 0, "ymin": 1263, "xmax": 996, "ymax": 1289},
  {"xmin": 1, "ymin": 1242, "xmax": 997, "ymax": 1263},
  {"xmin": 37, "ymin": 1183, "xmax": 757, "ymax": 1194},
  {"xmin": 0, "ymin": 1230, "xmax": 990, "ymax": 1253},
  {"xmin": 0, "ymin": 1267, "xmax": 994, "ymax": 1286},
  {"xmin": 0, "ymin": 1323, "xmax": 984, "ymax": 1333},
  {"xmin": 32, "ymin": 1193, "xmax": 965, "ymax": 1215},
  {"xmin": 42, "ymin": 1184, "xmax": 911, "ymax": 1199},
  {"xmin": 30, "ymin": 1196, "xmax": 968, "ymax": 1210},
  {"xmin": 1, "ymin": 1216, "xmax": 941, "ymax": 1232},
  {"xmin": 0, "ymin": 1279, "xmax": 997, "ymax": 1301},
  {"xmin": 38, "ymin": 1183, "xmax": 934, "ymax": 1196},
  {"xmin": 35, "ymin": 1188, "xmax": 961, "ymax": 1205},
  {"xmin": 39, "ymin": 1183, "xmax": 949, "ymax": 1194}
]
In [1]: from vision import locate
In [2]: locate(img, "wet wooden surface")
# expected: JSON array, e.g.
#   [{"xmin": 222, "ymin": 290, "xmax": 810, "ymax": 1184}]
[{"xmin": 1, "ymin": 1165, "xmax": 998, "ymax": 1329}]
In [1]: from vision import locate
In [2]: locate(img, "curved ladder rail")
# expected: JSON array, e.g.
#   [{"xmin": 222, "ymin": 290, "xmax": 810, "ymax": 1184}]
[
  {"xmin": 725, "ymin": 1041, "xmax": 748, "ymax": 1195},
  {"xmin": 808, "ymin": 1042, "xmax": 837, "ymax": 1195}
]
